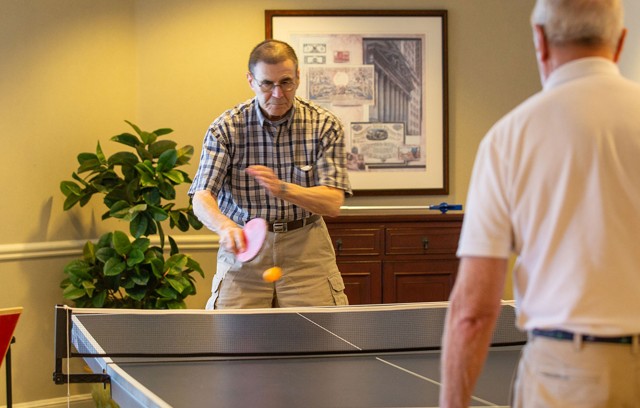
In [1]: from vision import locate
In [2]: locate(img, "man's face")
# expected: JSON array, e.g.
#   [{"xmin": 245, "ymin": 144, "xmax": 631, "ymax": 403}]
[{"xmin": 247, "ymin": 60, "xmax": 299, "ymax": 121}]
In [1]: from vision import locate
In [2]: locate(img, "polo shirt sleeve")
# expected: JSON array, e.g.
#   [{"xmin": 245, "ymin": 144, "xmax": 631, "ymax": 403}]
[{"xmin": 457, "ymin": 127, "xmax": 513, "ymax": 259}]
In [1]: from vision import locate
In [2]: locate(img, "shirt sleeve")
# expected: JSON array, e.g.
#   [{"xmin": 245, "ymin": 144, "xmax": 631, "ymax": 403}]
[
  {"xmin": 457, "ymin": 128, "xmax": 513, "ymax": 259},
  {"xmin": 187, "ymin": 119, "xmax": 230, "ymax": 197},
  {"xmin": 316, "ymin": 115, "xmax": 353, "ymax": 197}
]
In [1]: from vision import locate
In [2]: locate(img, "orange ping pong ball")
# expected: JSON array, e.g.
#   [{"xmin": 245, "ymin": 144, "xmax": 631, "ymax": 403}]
[{"xmin": 262, "ymin": 266, "xmax": 282, "ymax": 282}]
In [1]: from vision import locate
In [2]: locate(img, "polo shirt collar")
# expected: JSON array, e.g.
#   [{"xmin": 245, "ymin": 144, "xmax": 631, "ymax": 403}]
[{"xmin": 544, "ymin": 57, "xmax": 620, "ymax": 91}]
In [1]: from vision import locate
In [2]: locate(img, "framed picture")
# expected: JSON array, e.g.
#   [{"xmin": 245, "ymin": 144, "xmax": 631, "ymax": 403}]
[{"xmin": 266, "ymin": 10, "xmax": 448, "ymax": 196}]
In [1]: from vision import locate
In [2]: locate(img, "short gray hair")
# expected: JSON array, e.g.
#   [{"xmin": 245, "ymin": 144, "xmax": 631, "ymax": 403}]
[
  {"xmin": 248, "ymin": 40, "xmax": 298, "ymax": 74},
  {"xmin": 531, "ymin": 0, "xmax": 623, "ymax": 49}
]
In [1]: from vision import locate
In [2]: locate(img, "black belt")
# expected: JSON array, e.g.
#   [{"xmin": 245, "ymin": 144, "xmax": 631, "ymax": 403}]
[
  {"xmin": 532, "ymin": 329, "xmax": 636, "ymax": 345},
  {"xmin": 268, "ymin": 215, "xmax": 321, "ymax": 233}
]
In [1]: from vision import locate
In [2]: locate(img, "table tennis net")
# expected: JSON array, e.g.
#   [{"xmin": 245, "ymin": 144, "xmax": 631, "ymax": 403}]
[{"xmin": 63, "ymin": 302, "xmax": 526, "ymax": 358}]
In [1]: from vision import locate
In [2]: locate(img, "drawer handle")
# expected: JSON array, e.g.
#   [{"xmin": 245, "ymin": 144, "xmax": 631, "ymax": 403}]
[
  {"xmin": 422, "ymin": 237, "xmax": 429, "ymax": 250},
  {"xmin": 336, "ymin": 239, "xmax": 343, "ymax": 251}
]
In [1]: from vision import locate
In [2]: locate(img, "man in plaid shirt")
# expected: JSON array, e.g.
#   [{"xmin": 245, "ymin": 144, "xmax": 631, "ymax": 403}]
[{"xmin": 189, "ymin": 39, "xmax": 352, "ymax": 309}]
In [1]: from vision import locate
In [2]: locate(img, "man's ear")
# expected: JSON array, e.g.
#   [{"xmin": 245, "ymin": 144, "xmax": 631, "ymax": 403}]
[
  {"xmin": 613, "ymin": 28, "xmax": 627, "ymax": 63},
  {"xmin": 533, "ymin": 25, "xmax": 549, "ymax": 63},
  {"xmin": 247, "ymin": 71, "xmax": 254, "ymax": 88}
]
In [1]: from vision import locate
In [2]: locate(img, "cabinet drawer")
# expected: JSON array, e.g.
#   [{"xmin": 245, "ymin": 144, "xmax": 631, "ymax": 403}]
[
  {"xmin": 385, "ymin": 226, "xmax": 460, "ymax": 255},
  {"xmin": 328, "ymin": 228, "xmax": 383, "ymax": 257}
]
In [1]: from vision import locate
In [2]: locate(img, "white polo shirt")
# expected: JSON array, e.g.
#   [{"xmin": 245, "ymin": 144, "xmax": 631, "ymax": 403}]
[{"xmin": 458, "ymin": 57, "xmax": 640, "ymax": 335}]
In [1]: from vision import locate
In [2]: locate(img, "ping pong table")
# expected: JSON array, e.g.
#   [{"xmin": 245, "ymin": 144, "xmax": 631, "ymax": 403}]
[{"xmin": 53, "ymin": 301, "xmax": 526, "ymax": 408}]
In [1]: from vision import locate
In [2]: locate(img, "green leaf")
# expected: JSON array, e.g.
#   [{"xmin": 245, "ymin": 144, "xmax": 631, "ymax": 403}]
[
  {"xmin": 130, "ymin": 213, "xmax": 148, "ymax": 238},
  {"xmin": 155, "ymin": 286, "xmax": 177, "ymax": 299},
  {"xmin": 62, "ymin": 194, "xmax": 82, "ymax": 211},
  {"xmin": 81, "ymin": 280, "xmax": 96, "ymax": 297},
  {"xmin": 92, "ymin": 291, "xmax": 107, "ymax": 307},
  {"xmin": 135, "ymin": 144, "xmax": 154, "ymax": 161},
  {"xmin": 175, "ymin": 145, "xmax": 194, "ymax": 166},
  {"xmin": 188, "ymin": 212, "xmax": 204, "ymax": 230},
  {"xmin": 156, "ymin": 149, "xmax": 178, "ymax": 173},
  {"xmin": 169, "ymin": 236, "xmax": 179, "ymax": 256},
  {"xmin": 108, "ymin": 151, "xmax": 139, "ymax": 167},
  {"xmin": 82, "ymin": 241, "xmax": 97, "ymax": 262},
  {"xmin": 140, "ymin": 131, "xmax": 157, "ymax": 145},
  {"xmin": 126, "ymin": 248, "xmax": 145, "ymax": 266},
  {"xmin": 131, "ymin": 237, "xmax": 150, "ymax": 252},
  {"xmin": 77, "ymin": 154, "xmax": 102, "ymax": 173},
  {"xmin": 95, "ymin": 247, "xmax": 116, "ymax": 263},
  {"xmin": 186, "ymin": 257, "xmax": 204, "ymax": 278},
  {"xmin": 152, "ymin": 128, "xmax": 173, "ymax": 137},
  {"xmin": 149, "ymin": 257, "xmax": 164, "ymax": 278},
  {"xmin": 125, "ymin": 120, "xmax": 143, "ymax": 137},
  {"xmin": 60, "ymin": 181, "xmax": 82, "ymax": 197},
  {"xmin": 158, "ymin": 181, "xmax": 176, "ymax": 200},
  {"xmin": 131, "ymin": 270, "xmax": 149, "ymax": 285},
  {"xmin": 148, "ymin": 205, "xmax": 168, "ymax": 222},
  {"xmin": 111, "ymin": 132, "xmax": 141, "ymax": 148},
  {"xmin": 110, "ymin": 201, "xmax": 148, "ymax": 221},
  {"xmin": 96, "ymin": 141, "xmax": 106, "ymax": 164},
  {"xmin": 63, "ymin": 285, "xmax": 87, "ymax": 300},
  {"xmin": 170, "ymin": 211, "xmax": 189, "ymax": 232},
  {"xmin": 149, "ymin": 140, "xmax": 177, "ymax": 158},
  {"xmin": 164, "ymin": 254, "xmax": 188, "ymax": 276},
  {"xmin": 126, "ymin": 286, "xmax": 147, "ymax": 301},
  {"xmin": 167, "ymin": 300, "xmax": 187, "ymax": 309},
  {"xmin": 104, "ymin": 257, "xmax": 126, "ymax": 276},
  {"xmin": 112, "ymin": 231, "xmax": 131, "ymax": 255},
  {"xmin": 64, "ymin": 260, "xmax": 94, "ymax": 280},
  {"xmin": 163, "ymin": 169, "xmax": 185, "ymax": 184},
  {"xmin": 142, "ymin": 188, "xmax": 161, "ymax": 206},
  {"xmin": 167, "ymin": 277, "xmax": 187, "ymax": 293}
]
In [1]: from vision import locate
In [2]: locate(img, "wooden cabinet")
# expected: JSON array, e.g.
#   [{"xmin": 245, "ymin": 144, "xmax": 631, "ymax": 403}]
[{"xmin": 325, "ymin": 212, "xmax": 463, "ymax": 305}]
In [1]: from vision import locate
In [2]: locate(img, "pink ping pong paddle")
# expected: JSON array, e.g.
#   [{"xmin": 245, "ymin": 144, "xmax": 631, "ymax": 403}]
[{"xmin": 236, "ymin": 218, "xmax": 268, "ymax": 263}]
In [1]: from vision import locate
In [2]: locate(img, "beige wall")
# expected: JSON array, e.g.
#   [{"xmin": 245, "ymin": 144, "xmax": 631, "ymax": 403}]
[{"xmin": 2, "ymin": 0, "xmax": 637, "ymax": 405}]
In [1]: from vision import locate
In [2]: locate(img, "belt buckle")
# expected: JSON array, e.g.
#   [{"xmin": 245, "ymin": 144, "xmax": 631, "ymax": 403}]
[{"xmin": 272, "ymin": 222, "xmax": 287, "ymax": 233}]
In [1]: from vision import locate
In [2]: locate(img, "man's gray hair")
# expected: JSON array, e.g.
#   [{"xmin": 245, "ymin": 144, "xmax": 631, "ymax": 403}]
[{"xmin": 531, "ymin": 0, "xmax": 623, "ymax": 49}]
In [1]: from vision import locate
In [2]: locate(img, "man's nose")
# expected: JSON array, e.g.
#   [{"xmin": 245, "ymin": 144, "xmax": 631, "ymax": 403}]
[{"xmin": 271, "ymin": 85, "xmax": 284, "ymax": 97}]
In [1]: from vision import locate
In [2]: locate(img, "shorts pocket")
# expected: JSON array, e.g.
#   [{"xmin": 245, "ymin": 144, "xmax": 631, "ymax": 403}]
[
  {"xmin": 206, "ymin": 263, "xmax": 230, "ymax": 310},
  {"xmin": 328, "ymin": 272, "xmax": 349, "ymax": 306}
]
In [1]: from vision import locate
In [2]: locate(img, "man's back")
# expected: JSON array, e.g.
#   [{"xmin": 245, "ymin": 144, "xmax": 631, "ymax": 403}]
[{"xmin": 469, "ymin": 57, "xmax": 640, "ymax": 334}]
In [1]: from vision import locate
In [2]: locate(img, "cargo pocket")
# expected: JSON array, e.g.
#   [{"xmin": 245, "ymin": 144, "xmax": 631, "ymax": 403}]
[
  {"xmin": 328, "ymin": 272, "xmax": 349, "ymax": 306},
  {"xmin": 205, "ymin": 263, "xmax": 230, "ymax": 310}
]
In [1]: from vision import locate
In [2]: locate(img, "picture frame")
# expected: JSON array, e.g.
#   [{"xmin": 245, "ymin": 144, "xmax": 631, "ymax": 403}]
[{"xmin": 266, "ymin": 10, "xmax": 449, "ymax": 196}]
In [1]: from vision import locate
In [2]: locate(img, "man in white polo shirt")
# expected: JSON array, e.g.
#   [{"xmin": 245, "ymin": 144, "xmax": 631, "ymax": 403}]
[{"xmin": 440, "ymin": 0, "xmax": 640, "ymax": 406}]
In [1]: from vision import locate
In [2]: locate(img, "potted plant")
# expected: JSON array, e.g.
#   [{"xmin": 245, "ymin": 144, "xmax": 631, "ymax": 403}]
[{"xmin": 59, "ymin": 121, "xmax": 204, "ymax": 309}]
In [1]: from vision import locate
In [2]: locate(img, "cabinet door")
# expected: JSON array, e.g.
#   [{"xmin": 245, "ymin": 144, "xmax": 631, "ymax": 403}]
[
  {"xmin": 326, "ymin": 227, "xmax": 383, "ymax": 257},
  {"xmin": 386, "ymin": 226, "xmax": 460, "ymax": 256},
  {"xmin": 337, "ymin": 261, "xmax": 382, "ymax": 305},
  {"xmin": 382, "ymin": 260, "xmax": 458, "ymax": 303}
]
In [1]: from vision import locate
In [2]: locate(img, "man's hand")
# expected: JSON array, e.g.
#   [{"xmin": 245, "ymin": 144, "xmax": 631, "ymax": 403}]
[
  {"xmin": 245, "ymin": 165, "xmax": 286, "ymax": 197},
  {"xmin": 216, "ymin": 222, "xmax": 246, "ymax": 254},
  {"xmin": 192, "ymin": 190, "xmax": 246, "ymax": 254}
]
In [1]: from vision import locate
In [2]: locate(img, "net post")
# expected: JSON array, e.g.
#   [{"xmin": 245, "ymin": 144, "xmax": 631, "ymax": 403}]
[{"xmin": 52, "ymin": 305, "xmax": 111, "ymax": 385}]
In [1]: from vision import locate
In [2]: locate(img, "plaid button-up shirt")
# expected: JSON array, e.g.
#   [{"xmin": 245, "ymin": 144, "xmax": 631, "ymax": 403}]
[{"xmin": 188, "ymin": 96, "xmax": 352, "ymax": 225}]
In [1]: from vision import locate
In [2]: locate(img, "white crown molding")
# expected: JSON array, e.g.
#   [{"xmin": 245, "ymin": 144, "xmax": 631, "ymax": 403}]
[{"xmin": 0, "ymin": 235, "xmax": 218, "ymax": 262}]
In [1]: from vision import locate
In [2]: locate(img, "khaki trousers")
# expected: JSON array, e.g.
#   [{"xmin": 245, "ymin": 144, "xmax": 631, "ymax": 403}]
[
  {"xmin": 206, "ymin": 218, "xmax": 348, "ymax": 309},
  {"xmin": 513, "ymin": 334, "xmax": 640, "ymax": 407}
]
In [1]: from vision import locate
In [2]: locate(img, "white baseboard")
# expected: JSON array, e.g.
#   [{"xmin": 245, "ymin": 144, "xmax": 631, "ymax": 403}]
[{"xmin": 1, "ymin": 394, "xmax": 94, "ymax": 408}]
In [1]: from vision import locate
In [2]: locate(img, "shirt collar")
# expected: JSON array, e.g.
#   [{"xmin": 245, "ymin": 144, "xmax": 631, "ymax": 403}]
[
  {"xmin": 254, "ymin": 97, "xmax": 297, "ymax": 128},
  {"xmin": 544, "ymin": 57, "xmax": 621, "ymax": 91}
]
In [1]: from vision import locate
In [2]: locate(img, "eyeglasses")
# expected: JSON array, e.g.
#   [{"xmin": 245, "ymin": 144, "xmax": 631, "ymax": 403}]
[{"xmin": 253, "ymin": 77, "xmax": 297, "ymax": 93}]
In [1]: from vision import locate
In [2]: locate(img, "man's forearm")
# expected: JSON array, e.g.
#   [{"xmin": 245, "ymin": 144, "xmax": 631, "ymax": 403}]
[
  {"xmin": 439, "ymin": 257, "xmax": 508, "ymax": 407},
  {"xmin": 279, "ymin": 183, "xmax": 344, "ymax": 217},
  {"xmin": 191, "ymin": 190, "xmax": 236, "ymax": 233}
]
